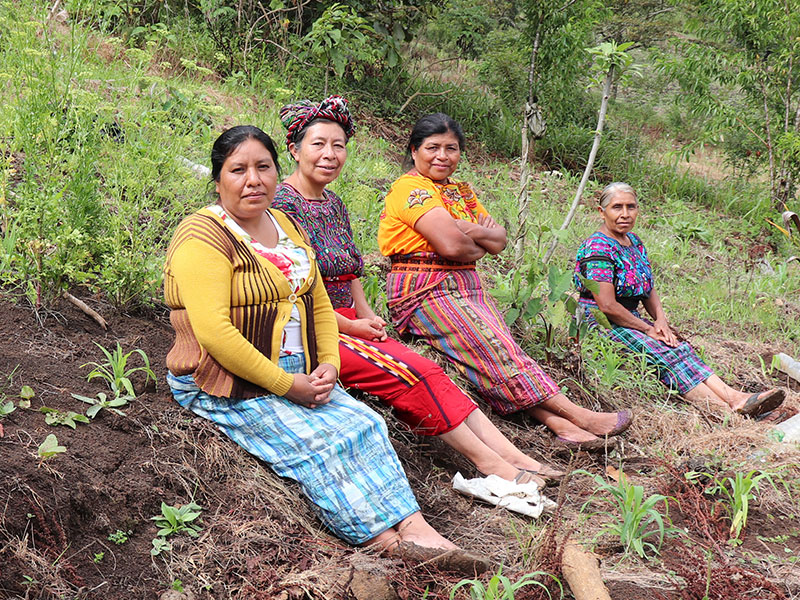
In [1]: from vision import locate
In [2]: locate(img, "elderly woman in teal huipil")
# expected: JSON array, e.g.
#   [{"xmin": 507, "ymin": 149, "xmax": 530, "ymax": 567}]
[{"xmin": 575, "ymin": 182, "xmax": 785, "ymax": 416}]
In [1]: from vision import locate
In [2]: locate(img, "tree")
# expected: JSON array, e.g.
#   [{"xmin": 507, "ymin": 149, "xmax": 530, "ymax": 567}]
[
  {"xmin": 661, "ymin": 0, "xmax": 800, "ymax": 209},
  {"xmin": 543, "ymin": 40, "xmax": 637, "ymax": 263},
  {"xmin": 512, "ymin": 0, "xmax": 606, "ymax": 263}
]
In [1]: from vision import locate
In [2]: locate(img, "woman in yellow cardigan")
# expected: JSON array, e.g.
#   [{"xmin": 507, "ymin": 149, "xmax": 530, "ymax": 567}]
[{"xmin": 163, "ymin": 126, "xmax": 480, "ymax": 564}]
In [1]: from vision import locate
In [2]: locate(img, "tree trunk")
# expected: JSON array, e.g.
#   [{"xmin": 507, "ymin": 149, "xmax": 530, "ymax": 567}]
[
  {"xmin": 543, "ymin": 65, "xmax": 614, "ymax": 264},
  {"xmin": 513, "ymin": 25, "xmax": 541, "ymax": 264}
]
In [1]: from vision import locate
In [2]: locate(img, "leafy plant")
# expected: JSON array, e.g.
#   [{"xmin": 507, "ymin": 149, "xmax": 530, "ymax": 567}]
[
  {"xmin": 688, "ymin": 469, "xmax": 777, "ymax": 541},
  {"xmin": 92, "ymin": 551, "xmax": 105, "ymax": 563},
  {"xmin": 581, "ymin": 470, "xmax": 681, "ymax": 559},
  {"xmin": 81, "ymin": 342, "xmax": 155, "ymax": 398},
  {"xmin": 71, "ymin": 391, "xmax": 131, "ymax": 418},
  {"xmin": 0, "ymin": 399, "xmax": 16, "ymax": 418},
  {"xmin": 37, "ymin": 433, "xmax": 66, "ymax": 461},
  {"xmin": 108, "ymin": 529, "xmax": 132, "ymax": 545},
  {"xmin": 19, "ymin": 384, "xmax": 34, "ymax": 409},
  {"xmin": 152, "ymin": 501, "xmax": 203, "ymax": 538},
  {"xmin": 151, "ymin": 537, "xmax": 172, "ymax": 556},
  {"xmin": 450, "ymin": 567, "xmax": 561, "ymax": 599},
  {"xmin": 40, "ymin": 406, "xmax": 90, "ymax": 429}
]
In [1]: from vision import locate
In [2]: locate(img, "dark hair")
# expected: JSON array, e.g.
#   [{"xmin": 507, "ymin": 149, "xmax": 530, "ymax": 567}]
[
  {"xmin": 402, "ymin": 113, "xmax": 465, "ymax": 170},
  {"xmin": 293, "ymin": 118, "xmax": 348, "ymax": 151},
  {"xmin": 210, "ymin": 125, "xmax": 281, "ymax": 181}
]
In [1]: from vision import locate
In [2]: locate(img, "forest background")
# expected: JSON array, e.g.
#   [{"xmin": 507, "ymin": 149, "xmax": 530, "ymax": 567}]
[{"xmin": 1, "ymin": 0, "xmax": 800, "ymax": 599}]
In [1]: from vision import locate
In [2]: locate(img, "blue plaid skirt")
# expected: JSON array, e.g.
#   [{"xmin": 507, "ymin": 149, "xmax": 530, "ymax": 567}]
[
  {"xmin": 581, "ymin": 301, "xmax": 713, "ymax": 394},
  {"xmin": 167, "ymin": 354, "xmax": 420, "ymax": 544}
]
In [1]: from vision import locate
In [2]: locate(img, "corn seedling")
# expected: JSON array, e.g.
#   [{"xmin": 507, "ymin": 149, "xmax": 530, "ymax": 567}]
[
  {"xmin": 37, "ymin": 433, "xmax": 66, "ymax": 462},
  {"xmin": 40, "ymin": 406, "xmax": 90, "ymax": 429},
  {"xmin": 450, "ymin": 567, "xmax": 561, "ymax": 600},
  {"xmin": 688, "ymin": 469, "xmax": 776, "ymax": 541},
  {"xmin": 81, "ymin": 342, "xmax": 156, "ymax": 398},
  {"xmin": 581, "ymin": 470, "xmax": 681, "ymax": 559},
  {"xmin": 71, "ymin": 391, "xmax": 132, "ymax": 418}
]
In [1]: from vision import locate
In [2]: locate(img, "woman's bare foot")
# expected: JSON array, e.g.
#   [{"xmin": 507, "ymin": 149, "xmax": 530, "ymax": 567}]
[
  {"xmin": 528, "ymin": 407, "xmax": 601, "ymax": 443},
  {"xmin": 395, "ymin": 513, "xmax": 457, "ymax": 550}
]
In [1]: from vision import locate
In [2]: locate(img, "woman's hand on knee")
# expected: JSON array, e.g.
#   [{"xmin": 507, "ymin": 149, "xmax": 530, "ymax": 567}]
[
  {"xmin": 309, "ymin": 362, "xmax": 338, "ymax": 404},
  {"xmin": 646, "ymin": 321, "xmax": 678, "ymax": 347}
]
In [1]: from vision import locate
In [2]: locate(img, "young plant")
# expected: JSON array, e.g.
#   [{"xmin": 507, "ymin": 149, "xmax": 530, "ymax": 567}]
[
  {"xmin": 107, "ymin": 529, "xmax": 132, "ymax": 545},
  {"xmin": 581, "ymin": 470, "xmax": 681, "ymax": 560},
  {"xmin": 152, "ymin": 501, "xmax": 203, "ymax": 538},
  {"xmin": 450, "ymin": 567, "xmax": 560, "ymax": 600},
  {"xmin": 0, "ymin": 399, "xmax": 16, "ymax": 418},
  {"xmin": 19, "ymin": 385, "xmax": 34, "ymax": 408},
  {"xmin": 71, "ymin": 391, "xmax": 131, "ymax": 418},
  {"xmin": 40, "ymin": 406, "xmax": 90, "ymax": 429},
  {"xmin": 37, "ymin": 433, "xmax": 66, "ymax": 462},
  {"xmin": 81, "ymin": 342, "xmax": 156, "ymax": 398},
  {"xmin": 689, "ymin": 469, "xmax": 776, "ymax": 541}
]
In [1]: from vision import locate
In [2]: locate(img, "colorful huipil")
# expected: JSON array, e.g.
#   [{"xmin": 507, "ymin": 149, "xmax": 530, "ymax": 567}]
[
  {"xmin": 164, "ymin": 205, "xmax": 419, "ymax": 544},
  {"xmin": 379, "ymin": 172, "xmax": 560, "ymax": 416},
  {"xmin": 575, "ymin": 231, "xmax": 712, "ymax": 394},
  {"xmin": 273, "ymin": 183, "xmax": 477, "ymax": 434}
]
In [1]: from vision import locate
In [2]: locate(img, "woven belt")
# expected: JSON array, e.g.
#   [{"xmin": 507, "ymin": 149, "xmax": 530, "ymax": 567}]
[{"xmin": 389, "ymin": 255, "xmax": 476, "ymax": 271}]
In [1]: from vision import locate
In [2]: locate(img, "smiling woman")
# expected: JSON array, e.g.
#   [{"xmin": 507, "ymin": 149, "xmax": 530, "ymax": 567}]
[
  {"xmin": 161, "ymin": 125, "xmax": 484, "ymax": 565},
  {"xmin": 575, "ymin": 182, "xmax": 786, "ymax": 416}
]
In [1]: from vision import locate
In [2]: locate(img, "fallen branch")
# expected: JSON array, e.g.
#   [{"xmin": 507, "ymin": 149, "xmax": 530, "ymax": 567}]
[
  {"xmin": 63, "ymin": 292, "xmax": 107, "ymax": 330},
  {"xmin": 397, "ymin": 89, "xmax": 452, "ymax": 114},
  {"xmin": 561, "ymin": 541, "xmax": 612, "ymax": 600}
]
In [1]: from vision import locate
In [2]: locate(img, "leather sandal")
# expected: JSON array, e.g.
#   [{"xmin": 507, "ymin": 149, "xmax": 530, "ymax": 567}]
[
  {"xmin": 605, "ymin": 410, "xmax": 633, "ymax": 436},
  {"xmin": 736, "ymin": 389, "xmax": 785, "ymax": 417}
]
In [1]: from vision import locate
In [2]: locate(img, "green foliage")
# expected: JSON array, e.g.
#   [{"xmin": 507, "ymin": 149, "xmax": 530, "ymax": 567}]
[
  {"xmin": 450, "ymin": 567, "xmax": 561, "ymax": 600},
  {"xmin": 427, "ymin": 0, "xmax": 498, "ymax": 58},
  {"xmin": 71, "ymin": 391, "xmax": 131, "ymax": 418},
  {"xmin": 81, "ymin": 343, "xmax": 155, "ymax": 399},
  {"xmin": 152, "ymin": 501, "xmax": 204, "ymax": 538},
  {"xmin": 37, "ymin": 433, "xmax": 66, "ymax": 461},
  {"xmin": 489, "ymin": 262, "xmax": 588, "ymax": 359},
  {"xmin": 92, "ymin": 551, "xmax": 105, "ymax": 563},
  {"xmin": 107, "ymin": 528, "xmax": 132, "ymax": 544},
  {"xmin": 40, "ymin": 406, "xmax": 90, "ymax": 429},
  {"xmin": 301, "ymin": 3, "xmax": 375, "ymax": 81},
  {"xmin": 687, "ymin": 469, "xmax": 777, "ymax": 540},
  {"xmin": 151, "ymin": 537, "xmax": 172, "ymax": 556},
  {"xmin": 0, "ymin": 399, "xmax": 16, "ymax": 418},
  {"xmin": 581, "ymin": 470, "xmax": 681, "ymax": 559}
]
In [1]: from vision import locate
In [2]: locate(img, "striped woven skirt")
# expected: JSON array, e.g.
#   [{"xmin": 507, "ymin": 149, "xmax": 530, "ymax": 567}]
[
  {"xmin": 581, "ymin": 300, "xmax": 713, "ymax": 394},
  {"xmin": 166, "ymin": 354, "xmax": 420, "ymax": 545},
  {"xmin": 387, "ymin": 254, "xmax": 559, "ymax": 416}
]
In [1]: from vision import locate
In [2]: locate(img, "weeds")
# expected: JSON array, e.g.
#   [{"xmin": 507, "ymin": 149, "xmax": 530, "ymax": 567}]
[
  {"xmin": 581, "ymin": 470, "xmax": 681, "ymax": 559},
  {"xmin": 40, "ymin": 406, "xmax": 89, "ymax": 429},
  {"xmin": 81, "ymin": 342, "xmax": 155, "ymax": 398},
  {"xmin": 71, "ymin": 391, "xmax": 131, "ymax": 418},
  {"xmin": 37, "ymin": 433, "xmax": 66, "ymax": 462},
  {"xmin": 151, "ymin": 500, "xmax": 203, "ymax": 556},
  {"xmin": 450, "ymin": 567, "xmax": 561, "ymax": 600},
  {"xmin": 107, "ymin": 529, "xmax": 132, "ymax": 545}
]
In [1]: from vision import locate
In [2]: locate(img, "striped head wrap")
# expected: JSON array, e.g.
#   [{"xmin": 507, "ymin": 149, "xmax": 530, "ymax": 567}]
[{"xmin": 279, "ymin": 95, "xmax": 356, "ymax": 150}]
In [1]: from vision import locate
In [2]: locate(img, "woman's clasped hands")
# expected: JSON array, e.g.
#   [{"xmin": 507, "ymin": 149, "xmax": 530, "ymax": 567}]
[
  {"xmin": 345, "ymin": 315, "xmax": 388, "ymax": 342},
  {"xmin": 645, "ymin": 317, "xmax": 678, "ymax": 347},
  {"xmin": 287, "ymin": 362, "xmax": 338, "ymax": 409}
]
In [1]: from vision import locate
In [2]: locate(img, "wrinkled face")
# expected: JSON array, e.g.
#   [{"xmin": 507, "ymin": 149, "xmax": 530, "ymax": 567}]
[
  {"xmin": 215, "ymin": 138, "xmax": 278, "ymax": 222},
  {"xmin": 289, "ymin": 120, "xmax": 347, "ymax": 189},
  {"xmin": 411, "ymin": 131, "xmax": 461, "ymax": 182},
  {"xmin": 600, "ymin": 191, "xmax": 639, "ymax": 237}
]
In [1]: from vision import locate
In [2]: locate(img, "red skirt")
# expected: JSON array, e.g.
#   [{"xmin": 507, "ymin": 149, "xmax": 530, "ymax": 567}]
[{"xmin": 336, "ymin": 307, "xmax": 477, "ymax": 436}]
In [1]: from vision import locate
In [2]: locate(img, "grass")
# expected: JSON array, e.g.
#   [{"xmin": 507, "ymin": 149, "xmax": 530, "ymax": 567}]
[{"xmin": 2, "ymin": 2, "xmax": 800, "ymax": 598}]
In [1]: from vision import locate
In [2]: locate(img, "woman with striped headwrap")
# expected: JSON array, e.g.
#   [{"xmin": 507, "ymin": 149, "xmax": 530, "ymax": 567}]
[
  {"xmin": 273, "ymin": 96, "xmax": 564, "ymax": 487},
  {"xmin": 380, "ymin": 113, "xmax": 633, "ymax": 448}
]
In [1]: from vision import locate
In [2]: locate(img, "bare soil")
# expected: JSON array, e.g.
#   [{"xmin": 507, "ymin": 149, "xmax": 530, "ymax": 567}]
[{"xmin": 1, "ymin": 294, "xmax": 799, "ymax": 600}]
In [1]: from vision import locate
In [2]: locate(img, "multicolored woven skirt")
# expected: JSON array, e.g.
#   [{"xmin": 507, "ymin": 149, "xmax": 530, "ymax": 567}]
[
  {"xmin": 387, "ymin": 254, "xmax": 560, "ymax": 416},
  {"xmin": 167, "ymin": 354, "xmax": 420, "ymax": 544},
  {"xmin": 580, "ymin": 300, "xmax": 713, "ymax": 394}
]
